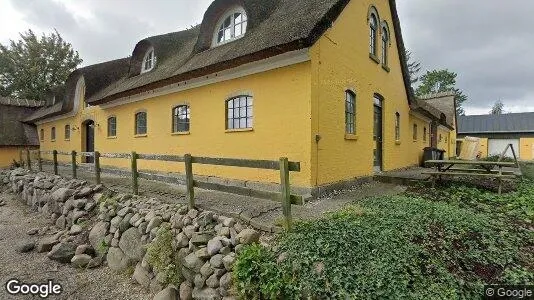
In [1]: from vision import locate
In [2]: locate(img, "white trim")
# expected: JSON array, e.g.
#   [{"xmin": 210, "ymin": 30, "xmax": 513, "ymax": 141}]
[
  {"xmin": 101, "ymin": 48, "xmax": 310, "ymax": 109},
  {"xmin": 141, "ymin": 47, "xmax": 156, "ymax": 74},
  {"xmin": 36, "ymin": 77, "xmax": 84, "ymax": 125},
  {"xmin": 212, "ymin": 6, "xmax": 247, "ymax": 47}
]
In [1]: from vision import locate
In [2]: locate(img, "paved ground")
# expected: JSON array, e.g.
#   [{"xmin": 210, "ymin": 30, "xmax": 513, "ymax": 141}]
[
  {"xmin": 40, "ymin": 164, "xmax": 405, "ymax": 228},
  {"xmin": 0, "ymin": 192, "xmax": 151, "ymax": 300}
]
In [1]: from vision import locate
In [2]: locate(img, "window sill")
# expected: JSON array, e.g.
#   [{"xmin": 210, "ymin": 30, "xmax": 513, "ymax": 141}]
[
  {"xmin": 382, "ymin": 65, "xmax": 390, "ymax": 72},
  {"xmin": 395, "ymin": 140, "xmax": 402, "ymax": 145},
  {"xmin": 134, "ymin": 134, "xmax": 148, "ymax": 138},
  {"xmin": 172, "ymin": 131, "xmax": 190, "ymax": 136},
  {"xmin": 107, "ymin": 136, "xmax": 117, "ymax": 139},
  {"xmin": 51, "ymin": 140, "xmax": 56, "ymax": 142},
  {"xmin": 369, "ymin": 53, "xmax": 380, "ymax": 64},
  {"xmin": 64, "ymin": 139, "xmax": 70, "ymax": 142},
  {"xmin": 413, "ymin": 139, "xmax": 418, "ymax": 142},
  {"xmin": 345, "ymin": 134, "xmax": 358, "ymax": 141},
  {"xmin": 226, "ymin": 128, "xmax": 253, "ymax": 133}
]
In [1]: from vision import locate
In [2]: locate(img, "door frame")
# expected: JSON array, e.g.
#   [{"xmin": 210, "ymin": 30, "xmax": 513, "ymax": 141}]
[
  {"xmin": 373, "ymin": 94, "xmax": 384, "ymax": 172},
  {"xmin": 82, "ymin": 119, "xmax": 95, "ymax": 163}
]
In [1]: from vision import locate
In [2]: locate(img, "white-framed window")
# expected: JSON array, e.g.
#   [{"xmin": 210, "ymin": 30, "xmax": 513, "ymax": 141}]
[
  {"xmin": 135, "ymin": 111, "xmax": 147, "ymax": 135},
  {"xmin": 172, "ymin": 105, "xmax": 190, "ymax": 133},
  {"xmin": 369, "ymin": 13, "xmax": 378, "ymax": 56},
  {"xmin": 108, "ymin": 116, "xmax": 117, "ymax": 137},
  {"xmin": 345, "ymin": 90, "xmax": 356, "ymax": 134},
  {"xmin": 381, "ymin": 24, "xmax": 389, "ymax": 66},
  {"xmin": 141, "ymin": 48, "xmax": 155, "ymax": 73},
  {"xmin": 226, "ymin": 95, "xmax": 253, "ymax": 129},
  {"xmin": 395, "ymin": 112, "xmax": 400, "ymax": 141},
  {"xmin": 213, "ymin": 8, "xmax": 248, "ymax": 46}
]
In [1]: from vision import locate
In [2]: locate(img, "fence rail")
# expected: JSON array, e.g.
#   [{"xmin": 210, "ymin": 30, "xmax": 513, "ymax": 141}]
[{"xmin": 21, "ymin": 148, "xmax": 300, "ymax": 230}]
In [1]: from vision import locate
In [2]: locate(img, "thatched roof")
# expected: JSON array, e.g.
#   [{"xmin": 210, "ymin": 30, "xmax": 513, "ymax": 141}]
[
  {"xmin": 27, "ymin": 0, "xmax": 417, "ymax": 122},
  {"xmin": 417, "ymin": 92, "xmax": 457, "ymax": 128},
  {"xmin": 0, "ymin": 97, "xmax": 42, "ymax": 146}
]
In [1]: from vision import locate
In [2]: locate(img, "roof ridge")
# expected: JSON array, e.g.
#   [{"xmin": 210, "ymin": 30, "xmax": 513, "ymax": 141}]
[{"xmin": 417, "ymin": 91, "xmax": 456, "ymax": 100}]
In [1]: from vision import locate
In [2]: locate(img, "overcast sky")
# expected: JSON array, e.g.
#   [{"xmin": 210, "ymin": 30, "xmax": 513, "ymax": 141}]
[{"xmin": 1, "ymin": 0, "xmax": 532, "ymax": 115}]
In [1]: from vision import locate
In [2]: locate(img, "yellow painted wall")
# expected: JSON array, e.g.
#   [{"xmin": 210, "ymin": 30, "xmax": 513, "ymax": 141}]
[
  {"xmin": 309, "ymin": 0, "xmax": 438, "ymax": 185},
  {"xmin": 409, "ymin": 115, "xmax": 431, "ymax": 165},
  {"xmin": 0, "ymin": 147, "xmax": 30, "ymax": 168},
  {"xmin": 520, "ymin": 138, "xmax": 534, "ymax": 160},
  {"xmin": 38, "ymin": 63, "xmax": 313, "ymax": 187}
]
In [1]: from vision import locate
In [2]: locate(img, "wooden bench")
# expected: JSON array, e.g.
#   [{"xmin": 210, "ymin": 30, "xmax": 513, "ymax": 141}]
[
  {"xmin": 421, "ymin": 171, "xmax": 516, "ymax": 179},
  {"xmin": 444, "ymin": 168, "xmax": 516, "ymax": 175}
]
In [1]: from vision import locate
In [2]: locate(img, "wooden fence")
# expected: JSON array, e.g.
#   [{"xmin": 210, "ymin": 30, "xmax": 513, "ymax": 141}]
[{"xmin": 21, "ymin": 149, "xmax": 300, "ymax": 230}]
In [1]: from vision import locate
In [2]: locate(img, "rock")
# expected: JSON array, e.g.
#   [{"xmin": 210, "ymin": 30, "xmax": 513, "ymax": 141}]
[
  {"xmin": 183, "ymin": 225, "xmax": 196, "ymax": 238},
  {"xmin": 234, "ymin": 244, "xmax": 244, "ymax": 254},
  {"xmin": 201, "ymin": 262, "xmax": 215, "ymax": 278},
  {"xmin": 133, "ymin": 263, "xmax": 151, "ymax": 288},
  {"xmin": 84, "ymin": 202, "xmax": 96, "ymax": 212},
  {"xmin": 192, "ymin": 288, "xmax": 220, "ymax": 300},
  {"xmin": 116, "ymin": 207, "xmax": 131, "ymax": 217},
  {"xmin": 149, "ymin": 279, "xmax": 164, "ymax": 294},
  {"xmin": 17, "ymin": 241, "xmax": 35, "ymax": 253},
  {"xmin": 207, "ymin": 238, "xmax": 223, "ymax": 256},
  {"xmin": 74, "ymin": 199, "xmax": 87, "ymax": 209},
  {"xmin": 153, "ymin": 286, "xmax": 178, "ymax": 300},
  {"xmin": 62, "ymin": 199, "xmax": 74, "ymax": 215},
  {"xmin": 89, "ymin": 222, "xmax": 109, "ymax": 253},
  {"xmin": 194, "ymin": 274, "xmax": 206, "ymax": 289},
  {"xmin": 69, "ymin": 224, "xmax": 83, "ymax": 235},
  {"xmin": 86, "ymin": 256, "xmax": 103, "ymax": 269},
  {"xmin": 180, "ymin": 282, "xmax": 193, "ymax": 300},
  {"xmin": 191, "ymin": 231, "xmax": 214, "ymax": 245},
  {"xmin": 183, "ymin": 252, "xmax": 204, "ymax": 272},
  {"xmin": 187, "ymin": 209, "xmax": 198, "ymax": 219},
  {"xmin": 222, "ymin": 253, "xmax": 236, "ymax": 271},
  {"xmin": 175, "ymin": 232, "xmax": 189, "ymax": 248},
  {"xmin": 210, "ymin": 254, "xmax": 224, "ymax": 269},
  {"xmin": 237, "ymin": 229, "xmax": 260, "ymax": 245},
  {"xmin": 146, "ymin": 217, "xmax": 162, "ymax": 234},
  {"xmin": 76, "ymin": 187, "xmax": 93, "ymax": 198},
  {"xmin": 219, "ymin": 246, "xmax": 231, "ymax": 255},
  {"xmin": 55, "ymin": 215, "xmax": 66, "ymax": 229},
  {"xmin": 195, "ymin": 247, "xmax": 210, "ymax": 260},
  {"xmin": 217, "ymin": 227, "xmax": 230, "ymax": 237},
  {"xmin": 71, "ymin": 210, "xmax": 87, "ymax": 223},
  {"xmin": 182, "ymin": 266, "xmax": 195, "ymax": 283},
  {"xmin": 219, "ymin": 272, "xmax": 232, "ymax": 291},
  {"xmin": 119, "ymin": 227, "xmax": 145, "ymax": 260},
  {"xmin": 144, "ymin": 210, "xmax": 156, "ymax": 222},
  {"xmin": 50, "ymin": 188, "xmax": 74, "ymax": 202},
  {"xmin": 26, "ymin": 228, "xmax": 39, "ymax": 236},
  {"xmin": 206, "ymin": 274, "xmax": 220, "ymax": 288},
  {"xmin": 222, "ymin": 218, "xmax": 235, "ymax": 228},
  {"xmin": 71, "ymin": 254, "xmax": 92, "ymax": 268},
  {"xmin": 75, "ymin": 244, "xmax": 95, "ymax": 256},
  {"xmin": 129, "ymin": 213, "xmax": 140, "ymax": 226},
  {"xmin": 36, "ymin": 237, "xmax": 59, "ymax": 253},
  {"xmin": 107, "ymin": 247, "xmax": 135, "ymax": 272},
  {"xmin": 119, "ymin": 213, "xmax": 133, "ymax": 233},
  {"xmin": 47, "ymin": 242, "xmax": 77, "ymax": 263}
]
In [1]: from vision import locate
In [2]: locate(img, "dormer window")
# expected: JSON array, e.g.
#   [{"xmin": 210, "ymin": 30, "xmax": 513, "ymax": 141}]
[
  {"xmin": 142, "ymin": 48, "xmax": 155, "ymax": 73},
  {"xmin": 214, "ymin": 8, "xmax": 247, "ymax": 46}
]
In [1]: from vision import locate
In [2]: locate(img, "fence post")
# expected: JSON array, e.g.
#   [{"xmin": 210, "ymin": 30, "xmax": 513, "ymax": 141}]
[
  {"xmin": 37, "ymin": 150, "xmax": 42, "ymax": 171},
  {"xmin": 26, "ymin": 149, "xmax": 32, "ymax": 171},
  {"xmin": 94, "ymin": 151, "xmax": 101, "ymax": 185},
  {"xmin": 279, "ymin": 157, "xmax": 292, "ymax": 230},
  {"xmin": 131, "ymin": 151, "xmax": 139, "ymax": 195},
  {"xmin": 71, "ymin": 151, "xmax": 77, "ymax": 179},
  {"xmin": 184, "ymin": 154, "xmax": 195, "ymax": 209},
  {"xmin": 53, "ymin": 150, "xmax": 58, "ymax": 175}
]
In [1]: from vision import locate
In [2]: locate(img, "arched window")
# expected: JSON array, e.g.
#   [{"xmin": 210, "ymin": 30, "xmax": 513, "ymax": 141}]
[
  {"xmin": 40, "ymin": 129, "xmax": 44, "ymax": 142},
  {"xmin": 215, "ymin": 8, "xmax": 248, "ymax": 45},
  {"xmin": 65, "ymin": 125, "xmax": 71, "ymax": 140},
  {"xmin": 172, "ymin": 105, "xmax": 190, "ymax": 133},
  {"xmin": 141, "ymin": 48, "xmax": 155, "ymax": 73},
  {"xmin": 381, "ymin": 23, "xmax": 390, "ymax": 66},
  {"xmin": 108, "ymin": 116, "xmax": 117, "ymax": 137},
  {"xmin": 345, "ymin": 90, "xmax": 356, "ymax": 134},
  {"xmin": 369, "ymin": 13, "xmax": 378, "ymax": 56},
  {"xmin": 226, "ymin": 95, "xmax": 253, "ymax": 130},
  {"xmin": 394, "ymin": 112, "xmax": 400, "ymax": 141},
  {"xmin": 51, "ymin": 127, "xmax": 56, "ymax": 141},
  {"xmin": 135, "ymin": 112, "xmax": 147, "ymax": 135}
]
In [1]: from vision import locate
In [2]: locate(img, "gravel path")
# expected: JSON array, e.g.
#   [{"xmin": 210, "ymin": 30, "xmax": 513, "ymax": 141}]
[{"xmin": 0, "ymin": 192, "xmax": 152, "ymax": 300}]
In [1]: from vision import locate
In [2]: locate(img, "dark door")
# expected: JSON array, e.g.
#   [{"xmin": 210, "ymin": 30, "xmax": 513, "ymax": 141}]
[
  {"xmin": 85, "ymin": 121, "xmax": 95, "ymax": 163},
  {"xmin": 373, "ymin": 97, "xmax": 383, "ymax": 172},
  {"xmin": 430, "ymin": 121, "xmax": 438, "ymax": 148}
]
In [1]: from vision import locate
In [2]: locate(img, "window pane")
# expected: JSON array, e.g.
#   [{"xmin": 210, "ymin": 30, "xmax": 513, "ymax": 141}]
[
  {"xmin": 224, "ymin": 28, "xmax": 231, "ymax": 40},
  {"xmin": 247, "ymin": 97, "xmax": 252, "ymax": 106},
  {"xmin": 234, "ymin": 13, "xmax": 242, "ymax": 23},
  {"xmin": 235, "ymin": 24, "xmax": 242, "ymax": 37},
  {"xmin": 240, "ymin": 106, "xmax": 246, "ymax": 117},
  {"xmin": 240, "ymin": 97, "xmax": 246, "ymax": 107},
  {"xmin": 247, "ymin": 117, "xmax": 253, "ymax": 128},
  {"xmin": 240, "ymin": 118, "xmax": 246, "ymax": 128},
  {"xmin": 228, "ymin": 100, "xmax": 233, "ymax": 109},
  {"xmin": 246, "ymin": 107, "xmax": 252, "ymax": 117},
  {"xmin": 228, "ymin": 119, "xmax": 234, "ymax": 129},
  {"xmin": 224, "ymin": 17, "xmax": 231, "ymax": 27},
  {"xmin": 233, "ymin": 119, "xmax": 239, "ymax": 129}
]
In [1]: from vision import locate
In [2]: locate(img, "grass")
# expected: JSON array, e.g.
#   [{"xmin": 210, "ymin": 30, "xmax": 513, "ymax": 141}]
[{"xmin": 234, "ymin": 180, "xmax": 534, "ymax": 299}]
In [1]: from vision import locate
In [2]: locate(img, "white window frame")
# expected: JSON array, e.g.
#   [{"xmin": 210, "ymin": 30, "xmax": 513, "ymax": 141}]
[
  {"xmin": 212, "ymin": 7, "xmax": 248, "ymax": 47},
  {"xmin": 141, "ymin": 48, "xmax": 156, "ymax": 74}
]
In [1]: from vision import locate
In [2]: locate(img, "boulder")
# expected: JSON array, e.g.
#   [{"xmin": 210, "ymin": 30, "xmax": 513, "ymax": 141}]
[
  {"xmin": 206, "ymin": 274, "xmax": 220, "ymax": 288},
  {"xmin": 192, "ymin": 288, "xmax": 220, "ymax": 300},
  {"xmin": 119, "ymin": 227, "xmax": 145, "ymax": 260},
  {"xmin": 180, "ymin": 282, "xmax": 193, "ymax": 300},
  {"xmin": 209, "ymin": 254, "xmax": 224, "ymax": 269},
  {"xmin": 191, "ymin": 231, "xmax": 214, "ymax": 245},
  {"xmin": 183, "ymin": 252, "xmax": 204, "ymax": 272},
  {"xmin": 175, "ymin": 232, "xmax": 189, "ymax": 248},
  {"xmin": 133, "ymin": 263, "xmax": 151, "ymax": 288},
  {"xmin": 71, "ymin": 254, "xmax": 92, "ymax": 268},
  {"xmin": 195, "ymin": 247, "xmax": 210, "ymax": 260},
  {"xmin": 76, "ymin": 187, "xmax": 93, "ymax": 198},
  {"xmin": 207, "ymin": 238, "xmax": 223, "ymax": 256},
  {"xmin": 74, "ymin": 199, "xmax": 87, "ymax": 209},
  {"xmin": 200, "ymin": 262, "xmax": 215, "ymax": 278},
  {"xmin": 219, "ymin": 272, "xmax": 232, "ymax": 291},
  {"xmin": 26, "ymin": 228, "xmax": 39, "ymax": 236},
  {"xmin": 36, "ymin": 237, "xmax": 59, "ymax": 253},
  {"xmin": 71, "ymin": 210, "xmax": 87, "ymax": 223},
  {"xmin": 222, "ymin": 253, "xmax": 236, "ymax": 271},
  {"xmin": 86, "ymin": 256, "xmax": 103, "ymax": 269},
  {"xmin": 107, "ymin": 247, "xmax": 135, "ymax": 272},
  {"xmin": 62, "ymin": 199, "xmax": 74, "ymax": 215},
  {"xmin": 69, "ymin": 224, "xmax": 83, "ymax": 235},
  {"xmin": 50, "ymin": 188, "xmax": 74, "ymax": 202},
  {"xmin": 237, "ymin": 229, "xmax": 260, "ymax": 245},
  {"xmin": 89, "ymin": 222, "xmax": 109, "ymax": 252},
  {"xmin": 55, "ymin": 215, "xmax": 66, "ymax": 229},
  {"xmin": 75, "ymin": 244, "xmax": 95, "ymax": 256},
  {"xmin": 153, "ymin": 286, "xmax": 178, "ymax": 300},
  {"xmin": 47, "ymin": 242, "xmax": 77, "ymax": 263},
  {"xmin": 146, "ymin": 217, "xmax": 162, "ymax": 234},
  {"xmin": 17, "ymin": 241, "xmax": 35, "ymax": 253}
]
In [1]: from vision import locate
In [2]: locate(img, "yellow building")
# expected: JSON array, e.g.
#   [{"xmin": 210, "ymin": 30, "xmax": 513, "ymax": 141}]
[
  {"xmin": 26, "ymin": 0, "xmax": 454, "ymax": 197},
  {"xmin": 0, "ymin": 97, "xmax": 42, "ymax": 168}
]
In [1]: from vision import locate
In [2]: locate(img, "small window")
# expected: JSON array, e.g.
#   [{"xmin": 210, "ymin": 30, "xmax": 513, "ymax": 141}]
[
  {"xmin": 423, "ymin": 127, "xmax": 427, "ymax": 142},
  {"xmin": 173, "ymin": 105, "xmax": 190, "ymax": 133},
  {"xmin": 412, "ymin": 124, "xmax": 417, "ymax": 141},
  {"xmin": 216, "ymin": 10, "xmax": 247, "ymax": 45},
  {"xmin": 65, "ymin": 125, "xmax": 70, "ymax": 140},
  {"xmin": 394, "ymin": 113, "xmax": 400, "ymax": 141},
  {"xmin": 345, "ymin": 90, "xmax": 356, "ymax": 134},
  {"xmin": 40, "ymin": 129, "xmax": 44, "ymax": 142},
  {"xmin": 135, "ymin": 112, "xmax": 147, "ymax": 135},
  {"xmin": 369, "ymin": 13, "xmax": 378, "ymax": 56},
  {"xmin": 141, "ymin": 49, "xmax": 155, "ymax": 73},
  {"xmin": 381, "ymin": 25, "xmax": 389, "ymax": 66},
  {"xmin": 226, "ymin": 96, "xmax": 253, "ymax": 130},
  {"xmin": 108, "ymin": 116, "xmax": 117, "ymax": 137},
  {"xmin": 439, "ymin": 134, "xmax": 443, "ymax": 142},
  {"xmin": 51, "ymin": 127, "xmax": 56, "ymax": 141}
]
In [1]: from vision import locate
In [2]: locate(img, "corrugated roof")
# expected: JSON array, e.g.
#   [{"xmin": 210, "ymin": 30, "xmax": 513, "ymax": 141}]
[{"xmin": 458, "ymin": 112, "xmax": 534, "ymax": 134}]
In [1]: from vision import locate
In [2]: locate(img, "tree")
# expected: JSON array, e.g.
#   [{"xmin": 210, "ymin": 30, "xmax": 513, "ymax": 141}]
[
  {"xmin": 0, "ymin": 29, "xmax": 82, "ymax": 101},
  {"xmin": 405, "ymin": 50, "xmax": 421, "ymax": 85},
  {"xmin": 415, "ymin": 69, "xmax": 467, "ymax": 116},
  {"xmin": 490, "ymin": 100, "xmax": 504, "ymax": 115}
]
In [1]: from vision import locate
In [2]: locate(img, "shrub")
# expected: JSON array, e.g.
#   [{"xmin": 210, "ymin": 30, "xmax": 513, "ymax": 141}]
[{"xmin": 146, "ymin": 224, "xmax": 182, "ymax": 286}]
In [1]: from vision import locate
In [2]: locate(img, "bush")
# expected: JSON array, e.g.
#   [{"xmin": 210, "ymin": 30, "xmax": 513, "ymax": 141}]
[
  {"xmin": 234, "ymin": 196, "xmax": 534, "ymax": 299},
  {"xmin": 146, "ymin": 224, "xmax": 182, "ymax": 286}
]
